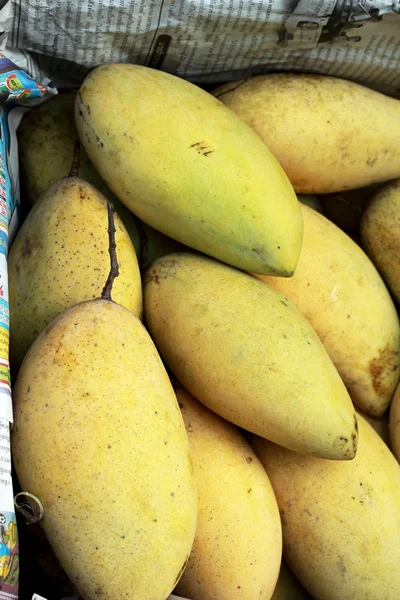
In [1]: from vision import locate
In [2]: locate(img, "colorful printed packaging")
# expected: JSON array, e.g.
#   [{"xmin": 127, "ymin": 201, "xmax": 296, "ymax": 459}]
[{"xmin": 0, "ymin": 51, "xmax": 55, "ymax": 600}]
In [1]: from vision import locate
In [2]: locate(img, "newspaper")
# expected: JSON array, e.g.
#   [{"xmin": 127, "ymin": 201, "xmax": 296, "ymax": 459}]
[{"xmin": 1, "ymin": 0, "xmax": 400, "ymax": 96}]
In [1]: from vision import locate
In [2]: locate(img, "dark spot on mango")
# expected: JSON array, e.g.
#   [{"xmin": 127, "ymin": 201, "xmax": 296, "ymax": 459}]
[
  {"xmin": 21, "ymin": 236, "xmax": 32, "ymax": 257},
  {"xmin": 369, "ymin": 346, "xmax": 400, "ymax": 398},
  {"xmin": 337, "ymin": 555, "xmax": 347, "ymax": 577}
]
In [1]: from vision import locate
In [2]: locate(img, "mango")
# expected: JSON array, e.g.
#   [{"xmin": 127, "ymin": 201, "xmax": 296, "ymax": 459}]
[
  {"xmin": 174, "ymin": 388, "xmax": 282, "ymax": 600},
  {"xmin": 212, "ymin": 74, "xmax": 400, "ymax": 193},
  {"xmin": 271, "ymin": 562, "xmax": 311, "ymax": 600},
  {"xmin": 256, "ymin": 204, "xmax": 400, "ymax": 417},
  {"xmin": 144, "ymin": 253, "xmax": 357, "ymax": 460},
  {"xmin": 9, "ymin": 177, "xmax": 142, "ymax": 371},
  {"xmin": 12, "ymin": 299, "xmax": 198, "ymax": 600},
  {"xmin": 361, "ymin": 179, "xmax": 400, "ymax": 304},
  {"xmin": 75, "ymin": 64, "xmax": 303, "ymax": 276},
  {"xmin": 251, "ymin": 414, "xmax": 400, "ymax": 600},
  {"xmin": 390, "ymin": 382, "xmax": 400, "ymax": 462},
  {"xmin": 17, "ymin": 90, "xmax": 141, "ymax": 254}
]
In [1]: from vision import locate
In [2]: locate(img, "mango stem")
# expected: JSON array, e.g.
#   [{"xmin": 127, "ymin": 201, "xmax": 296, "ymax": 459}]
[{"xmin": 102, "ymin": 201, "xmax": 119, "ymax": 301}]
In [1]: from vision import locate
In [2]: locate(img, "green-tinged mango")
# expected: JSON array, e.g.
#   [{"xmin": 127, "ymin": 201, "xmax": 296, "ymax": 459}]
[
  {"xmin": 17, "ymin": 90, "xmax": 141, "ymax": 254},
  {"xmin": 251, "ymin": 414, "xmax": 400, "ymax": 600},
  {"xmin": 271, "ymin": 562, "xmax": 311, "ymax": 600},
  {"xmin": 174, "ymin": 388, "xmax": 282, "ymax": 600},
  {"xmin": 75, "ymin": 64, "xmax": 303, "ymax": 276},
  {"xmin": 256, "ymin": 204, "xmax": 400, "ymax": 417},
  {"xmin": 390, "ymin": 382, "xmax": 400, "ymax": 462},
  {"xmin": 144, "ymin": 253, "xmax": 357, "ymax": 460},
  {"xmin": 9, "ymin": 177, "xmax": 142, "ymax": 371},
  {"xmin": 361, "ymin": 179, "xmax": 400, "ymax": 304},
  {"xmin": 12, "ymin": 299, "xmax": 198, "ymax": 600},
  {"xmin": 212, "ymin": 74, "xmax": 400, "ymax": 193}
]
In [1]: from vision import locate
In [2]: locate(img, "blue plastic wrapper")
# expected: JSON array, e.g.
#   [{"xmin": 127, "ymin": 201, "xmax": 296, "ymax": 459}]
[{"xmin": 0, "ymin": 50, "xmax": 55, "ymax": 600}]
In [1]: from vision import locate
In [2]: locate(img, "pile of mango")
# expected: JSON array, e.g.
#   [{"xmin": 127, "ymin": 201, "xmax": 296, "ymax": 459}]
[{"xmin": 10, "ymin": 65, "xmax": 400, "ymax": 600}]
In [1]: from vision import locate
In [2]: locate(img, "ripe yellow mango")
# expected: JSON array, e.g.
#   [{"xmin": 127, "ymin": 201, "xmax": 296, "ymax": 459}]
[
  {"xmin": 17, "ymin": 90, "xmax": 141, "ymax": 253},
  {"xmin": 390, "ymin": 382, "xmax": 400, "ymax": 462},
  {"xmin": 251, "ymin": 414, "xmax": 400, "ymax": 600},
  {"xmin": 9, "ymin": 177, "xmax": 142, "ymax": 371},
  {"xmin": 75, "ymin": 64, "xmax": 303, "ymax": 276},
  {"xmin": 256, "ymin": 204, "xmax": 400, "ymax": 417},
  {"xmin": 174, "ymin": 388, "xmax": 282, "ymax": 600},
  {"xmin": 144, "ymin": 253, "xmax": 357, "ymax": 460},
  {"xmin": 12, "ymin": 299, "xmax": 197, "ymax": 600},
  {"xmin": 361, "ymin": 179, "xmax": 400, "ymax": 304},
  {"xmin": 213, "ymin": 74, "xmax": 400, "ymax": 193}
]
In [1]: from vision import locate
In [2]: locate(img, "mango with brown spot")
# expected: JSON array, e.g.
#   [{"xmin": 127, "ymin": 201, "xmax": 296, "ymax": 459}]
[
  {"xmin": 250, "ymin": 414, "xmax": 400, "ymax": 600},
  {"xmin": 144, "ymin": 252, "xmax": 357, "ymax": 460},
  {"xmin": 75, "ymin": 64, "xmax": 303, "ymax": 276},
  {"xmin": 9, "ymin": 177, "xmax": 142, "ymax": 372},
  {"xmin": 256, "ymin": 204, "xmax": 400, "ymax": 417},
  {"xmin": 212, "ymin": 74, "xmax": 400, "ymax": 194}
]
